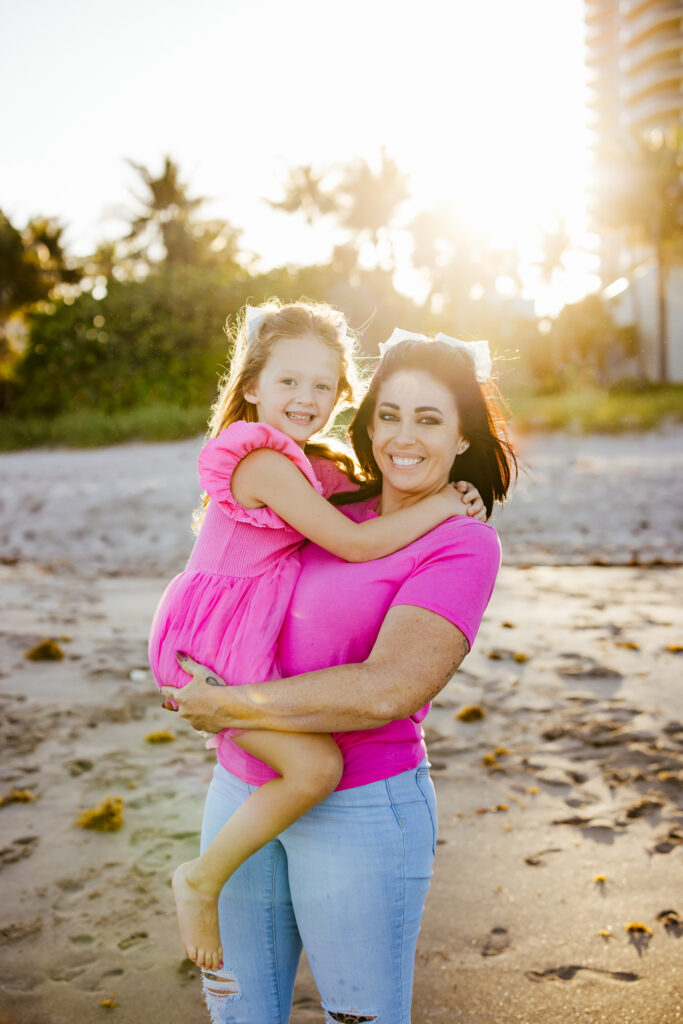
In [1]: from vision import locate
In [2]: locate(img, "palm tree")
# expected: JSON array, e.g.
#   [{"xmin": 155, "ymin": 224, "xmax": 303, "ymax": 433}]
[
  {"xmin": 596, "ymin": 128, "xmax": 683, "ymax": 382},
  {"xmin": 125, "ymin": 156, "xmax": 205, "ymax": 265},
  {"xmin": 335, "ymin": 149, "xmax": 410, "ymax": 264},
  {"xmin": 266, "ymin": 165, "xmax": 339, "ymax": 225}
]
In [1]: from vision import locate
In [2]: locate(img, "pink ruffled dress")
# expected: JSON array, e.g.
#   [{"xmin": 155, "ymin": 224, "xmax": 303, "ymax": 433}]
[{"xmin": 148, "ymin": 421, "xmax": 339, "ymax": 710}]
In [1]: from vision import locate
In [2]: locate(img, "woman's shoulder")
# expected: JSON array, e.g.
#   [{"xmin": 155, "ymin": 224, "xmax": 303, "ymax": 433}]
[{"xmin": 417, "ymin": 515, "xmax": 501, "ymax": 562}]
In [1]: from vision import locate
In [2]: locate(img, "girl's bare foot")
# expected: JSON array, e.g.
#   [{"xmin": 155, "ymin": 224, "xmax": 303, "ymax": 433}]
[{"xmin": 172, "ymin": 860, "xmax": 223, "ymax": 971}]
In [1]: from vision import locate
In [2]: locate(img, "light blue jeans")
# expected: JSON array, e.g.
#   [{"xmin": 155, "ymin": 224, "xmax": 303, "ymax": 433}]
[{"xmin": 199, "ymin": 758, "xmax": 437, "ymax": 1024}]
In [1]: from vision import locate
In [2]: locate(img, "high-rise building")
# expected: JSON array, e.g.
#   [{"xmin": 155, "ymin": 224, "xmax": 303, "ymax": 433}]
[{"xmin": 585, "ymin": 0, "xmax": 683, "ymax": 379}]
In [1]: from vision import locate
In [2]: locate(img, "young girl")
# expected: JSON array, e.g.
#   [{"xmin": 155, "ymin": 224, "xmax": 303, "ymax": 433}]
[{"xmin": 148, "ymin": 299, "xmax": 485, "ymax": 973}]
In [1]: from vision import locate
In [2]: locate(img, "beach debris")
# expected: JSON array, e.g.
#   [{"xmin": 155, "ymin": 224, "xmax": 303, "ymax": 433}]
[
  {"xmin": 481, "ymin": 926, "xmax": 510, "ymax": 957},
  {"xmin": 501, "ymin": 621, "xmax": 516, "ymax": 628},
  {"xmin": 614, "ymin": 641, "xmax": 640, "ymax": 650},
  {"xmin": 75, "ymin": 796, "xmax": 124, "ymax": 832},
  {"xmin": 144, "ymin": 730, "xmax": 176, "ymax": 743},
  {"xmin": 476, "ymin": 804, "xmax": 509, "ymax": 815},
  {"xmin": 657, "ymin": 909, "xmax": 682, "ymax": 933},
  {"xmin": 596, "ymin": 928, "xmax": 612, "ymax": 939},
  {"xmin": 593, "ymin": 874, "xmax": 606, "ymax": 885},
  {"xmin": 482, "ymin": 747, "xmax": 508, "ymax": 768},
  {"xmin": 524, "ymin": 847, "xmax": 562, "ymax": 867},
  {"xmin": 100, "ymin": 996, "xmax": 118, "ymax": 1009},
  {"xmin": 625, "ymin": 922, "xmax": 653, "ymax": 935},
  {"xmin": 455, "ymin": 704, "xmax": 485, "ymax": 722},
  {"xmin": 24, "ymin": 638, "xmax": 63, "ymax": 661},
  {"xmin": 666, "ymin": 644, "xmax": 683, "ymax": 654},
  {"xmin": 0, "ymin": 789, "xmax": 36, "ymax": 807},
  {"xmin": 487, "ymin": 647, "xmax": 529, "ymax": 663}
]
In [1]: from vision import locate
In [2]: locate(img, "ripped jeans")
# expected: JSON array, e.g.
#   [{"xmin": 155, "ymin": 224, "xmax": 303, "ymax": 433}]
[{"xmin": 199, "ymin": 758, "xmax": 437, "ymax": 1023}]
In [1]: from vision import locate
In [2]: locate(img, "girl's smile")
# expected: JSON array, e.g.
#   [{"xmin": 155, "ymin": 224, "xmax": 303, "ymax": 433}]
[{"xmin": 243, "ymin": 335, "xmax": 340, "ymax": 446}]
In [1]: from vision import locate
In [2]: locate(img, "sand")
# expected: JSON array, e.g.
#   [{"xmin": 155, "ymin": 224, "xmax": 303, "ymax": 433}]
[{"xmin": 1, "ymin": 428, "xmax": 682, "ymax": 1023}]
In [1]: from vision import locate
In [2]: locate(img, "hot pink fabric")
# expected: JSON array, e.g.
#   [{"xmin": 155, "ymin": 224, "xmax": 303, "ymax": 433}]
[
  {"xmin": 217, "ymin": 501, "xmax": 502, "ymax": 790},
  {"xmin": 148, "ymin": 421, "xmax": 328, "ymax": 698}
]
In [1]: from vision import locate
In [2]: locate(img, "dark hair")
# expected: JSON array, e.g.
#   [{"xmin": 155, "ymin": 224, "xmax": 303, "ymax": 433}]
[{"xmin": 333, "ymin": 338, "xmax": 517, "ymax": 518}]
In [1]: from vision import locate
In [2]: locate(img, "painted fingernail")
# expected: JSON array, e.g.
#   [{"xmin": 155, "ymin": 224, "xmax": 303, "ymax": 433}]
[{"xmin": 176, "ymin": 650, "xmax": 188, "ymax": 661}]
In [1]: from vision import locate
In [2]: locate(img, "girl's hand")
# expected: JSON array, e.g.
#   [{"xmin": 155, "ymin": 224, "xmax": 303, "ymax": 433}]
[
  {"xmin": 160, "ymin": 654, "xmax": 243, "ymax": 733},
  {"xmin": 455, "ymin": 481, "xmax": 487, "ymax": 521}
]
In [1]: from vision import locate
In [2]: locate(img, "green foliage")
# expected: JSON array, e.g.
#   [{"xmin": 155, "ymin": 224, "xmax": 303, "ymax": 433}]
[
  {"xmin": 14, "ymin": 266, "xmax": 254, "ymax": 417},
  {"xmin": 509, "ymin": 385, "xmax": 683, "ymax": 433},
  {"xmin": 0, "ymin": 402, "xmax": 210, "ymax": 451}
]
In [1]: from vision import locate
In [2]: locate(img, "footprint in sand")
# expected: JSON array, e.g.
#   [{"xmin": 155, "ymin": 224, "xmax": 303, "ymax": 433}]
[
  {"xmin": 0, "ymin": 835, "xmax": 38, "ymax": 867},
  {"xmin": 481, "ymin": 926, "xmax": 510, "ymax": 957},
  {"xmin": 527, "ymin": 965, "xmax": 639, "ymax": 983},
  {"xmin": 0, "ymin": 918, "xmax": 42, "ymax": 945}
]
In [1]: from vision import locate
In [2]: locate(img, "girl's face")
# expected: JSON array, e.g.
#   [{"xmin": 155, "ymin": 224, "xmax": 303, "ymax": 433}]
[
  {"xmin": 369, "ymin": 369, "xmax": 469, "ymax": 504},
  {"xmin": 243, "ymin": 335, "xmax": 340, "ymax": 446}
]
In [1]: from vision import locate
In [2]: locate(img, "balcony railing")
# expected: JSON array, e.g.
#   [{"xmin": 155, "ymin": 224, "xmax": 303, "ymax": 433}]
[
  {"xmin": 620, "ymin": 32, "xmax": 682, "ymax": 73},
  {"xmin": 622, "ymin": 5, "xmax": 683, "ymax": 50},
  {"xmin": 623, "ymin": 62, "xmax": 683, "ymax": 102},
  {"xmin": 625, "ymin": 87, "xmax": 683, "ymax": 126}
]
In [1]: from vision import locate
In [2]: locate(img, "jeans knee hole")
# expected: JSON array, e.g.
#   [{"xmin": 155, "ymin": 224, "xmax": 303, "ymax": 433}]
[{"xmin": 326, "ymin": 1013, "xmax": 377, "ymax": 1023}]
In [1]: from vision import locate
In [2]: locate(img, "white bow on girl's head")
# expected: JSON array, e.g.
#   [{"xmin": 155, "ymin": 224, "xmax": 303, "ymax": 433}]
[
  {"xmin": 245, "ymin": 304, "xmax": 272, "ymax": 344},
  {"xmin": 378, "ymin": 327, "xmax": 492, "ymax": 383}
]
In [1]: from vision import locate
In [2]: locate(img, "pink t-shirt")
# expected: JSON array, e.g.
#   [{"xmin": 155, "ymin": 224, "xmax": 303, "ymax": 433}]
[{"xmin": 217, "ymin": 499, "xmax": 502, "ymax": 790}]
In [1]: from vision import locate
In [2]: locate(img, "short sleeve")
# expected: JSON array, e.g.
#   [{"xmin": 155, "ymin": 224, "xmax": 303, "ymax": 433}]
[
  {"xmin": 198, "ymin": 421, "xmax": 324, "ymax": 529},
  {"xmin": 389, "ymin": 519, "xmax": 502, "ymax": 650}
]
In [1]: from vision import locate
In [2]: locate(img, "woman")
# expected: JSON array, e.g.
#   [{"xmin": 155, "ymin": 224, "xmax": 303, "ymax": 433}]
[{"xmin": 161, "ymin": 329, "xmax": 516, "ymax": 1023}]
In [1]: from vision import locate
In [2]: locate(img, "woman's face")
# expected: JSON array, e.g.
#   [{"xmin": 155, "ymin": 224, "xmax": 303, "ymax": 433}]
[{"xmin": 369, "ymin": 369, "xmax": 469, "ymax": 504}]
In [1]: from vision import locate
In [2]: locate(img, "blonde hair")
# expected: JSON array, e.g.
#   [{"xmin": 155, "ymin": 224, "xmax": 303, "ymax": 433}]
[{"xmin": 194, "ymin": 299, "xmax": 363, "ymax": 529}]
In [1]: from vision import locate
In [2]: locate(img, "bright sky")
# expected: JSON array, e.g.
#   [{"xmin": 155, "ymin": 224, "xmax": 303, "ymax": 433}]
[{"xmin": 0, "ymin": 0, "xmax": 596, "ymax": 313}]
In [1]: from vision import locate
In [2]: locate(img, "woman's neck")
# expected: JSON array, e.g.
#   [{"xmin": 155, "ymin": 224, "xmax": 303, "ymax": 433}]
[{"xmin": 377, "ymin": 482, "xmax": 442, "ymax": 516}]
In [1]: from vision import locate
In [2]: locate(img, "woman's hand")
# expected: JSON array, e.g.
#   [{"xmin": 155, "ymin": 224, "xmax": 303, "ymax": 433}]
[
  {"xmin": 455, "ymin": 480, "xmax": 487, "ymax": 521},
  {"xmin": 160, "ymin": 654, "xmax": 245, "ymax": 733}
]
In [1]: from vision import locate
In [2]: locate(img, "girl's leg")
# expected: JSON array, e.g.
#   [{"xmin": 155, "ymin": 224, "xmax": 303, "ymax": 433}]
[
  {"xmin": 198, "ymin": 764, "xmax": 302, "ymax": 1024},
  {"xmin": 173, "ymin": 731, "xmax": 342, "ymax": 969},
  {"xmin": 283, "ymin": 761, "xmax": 437, "ymax": 1024}
]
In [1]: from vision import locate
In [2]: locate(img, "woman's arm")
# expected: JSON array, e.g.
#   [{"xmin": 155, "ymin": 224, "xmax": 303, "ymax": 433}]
[
  {"xmin": 231, "ymin": 448, "xmax": 481, "ymax": 562},
  {"xmin": 162, "ymin": 605, "xmax": 469, "ymax": 734}
]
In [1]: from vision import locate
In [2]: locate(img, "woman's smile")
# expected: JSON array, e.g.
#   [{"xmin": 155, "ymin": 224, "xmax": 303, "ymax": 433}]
[{"xmin": 371, "ymin": 370, "xmax": 468, "ymax": 509}]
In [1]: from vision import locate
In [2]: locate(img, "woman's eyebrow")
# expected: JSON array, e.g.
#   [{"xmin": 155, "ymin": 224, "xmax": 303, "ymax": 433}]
[
  {"xmin": 415, "ymin": 406, "xmax": 442, "ymax": 414},
  {"xmin": 378, "ymin": 401, "xmax": 399, "ymax": 409}
]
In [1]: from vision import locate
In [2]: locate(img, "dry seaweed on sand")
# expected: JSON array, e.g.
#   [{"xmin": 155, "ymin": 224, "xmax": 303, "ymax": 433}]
[
  {"xmin": 25, "ymin": 638, "xmax": 64, "ymax": 661},
  {"xmin": 456, "ymin": 704, "xmax": 486, "ymax": 722},
  {"xmin": 144, "ymin": 729, "xmax": 176, "ymax": 743},
  {"xmin": 0, "ymin": 789, "xmax": 36, "ymax": 807},
  {"xmin": 75, "ymin": 796, "xmax": 124, "ymax": 832}
]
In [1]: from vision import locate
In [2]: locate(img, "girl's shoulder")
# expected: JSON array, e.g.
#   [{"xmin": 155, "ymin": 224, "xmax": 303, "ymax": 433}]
[{"xmin": 198, "ymin": 421, "xmax": 323, "ymax": 529}]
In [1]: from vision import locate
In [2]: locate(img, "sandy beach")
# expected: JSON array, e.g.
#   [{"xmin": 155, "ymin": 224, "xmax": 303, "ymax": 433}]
[{"xmin": 1, "ymin": 429, "xmax": 682, "ymax": 1023}]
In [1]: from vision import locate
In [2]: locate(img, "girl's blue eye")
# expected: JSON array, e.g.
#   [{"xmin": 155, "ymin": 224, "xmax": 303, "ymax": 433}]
[
  {"xmin": 316, "ymin": 383, "xmax": 331, "ymax": 391},
  {"xmin": 281, "ymin": 378, "xmax": 295, "ymax": 386},
  {"xmin": 379, "ymin": 412, "xmax": 398, "ymax": 421}
]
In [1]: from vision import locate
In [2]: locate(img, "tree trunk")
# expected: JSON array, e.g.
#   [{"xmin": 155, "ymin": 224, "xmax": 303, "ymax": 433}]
[{"xmin": 656, "ymin": 248, "xmax": 668, "ymax": 383}]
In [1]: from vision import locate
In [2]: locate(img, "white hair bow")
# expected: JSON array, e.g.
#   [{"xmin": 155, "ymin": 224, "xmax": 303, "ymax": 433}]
[
  {"xmin": 245, "ymin": 304, "xmax": 271, "ymax": 343},
  {"xmin": 378, "ymin": 327, "xmax": 492, "ymax": 383}
]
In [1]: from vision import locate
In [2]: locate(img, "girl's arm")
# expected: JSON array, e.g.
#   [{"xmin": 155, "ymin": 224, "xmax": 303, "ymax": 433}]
[
  {"xmin": 163, "ymin": 604, "xmax": 468, "ymax": 734},
  {"xmin": 231, "ymin": 448, "xmax": 478, "ymax": 562}
]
